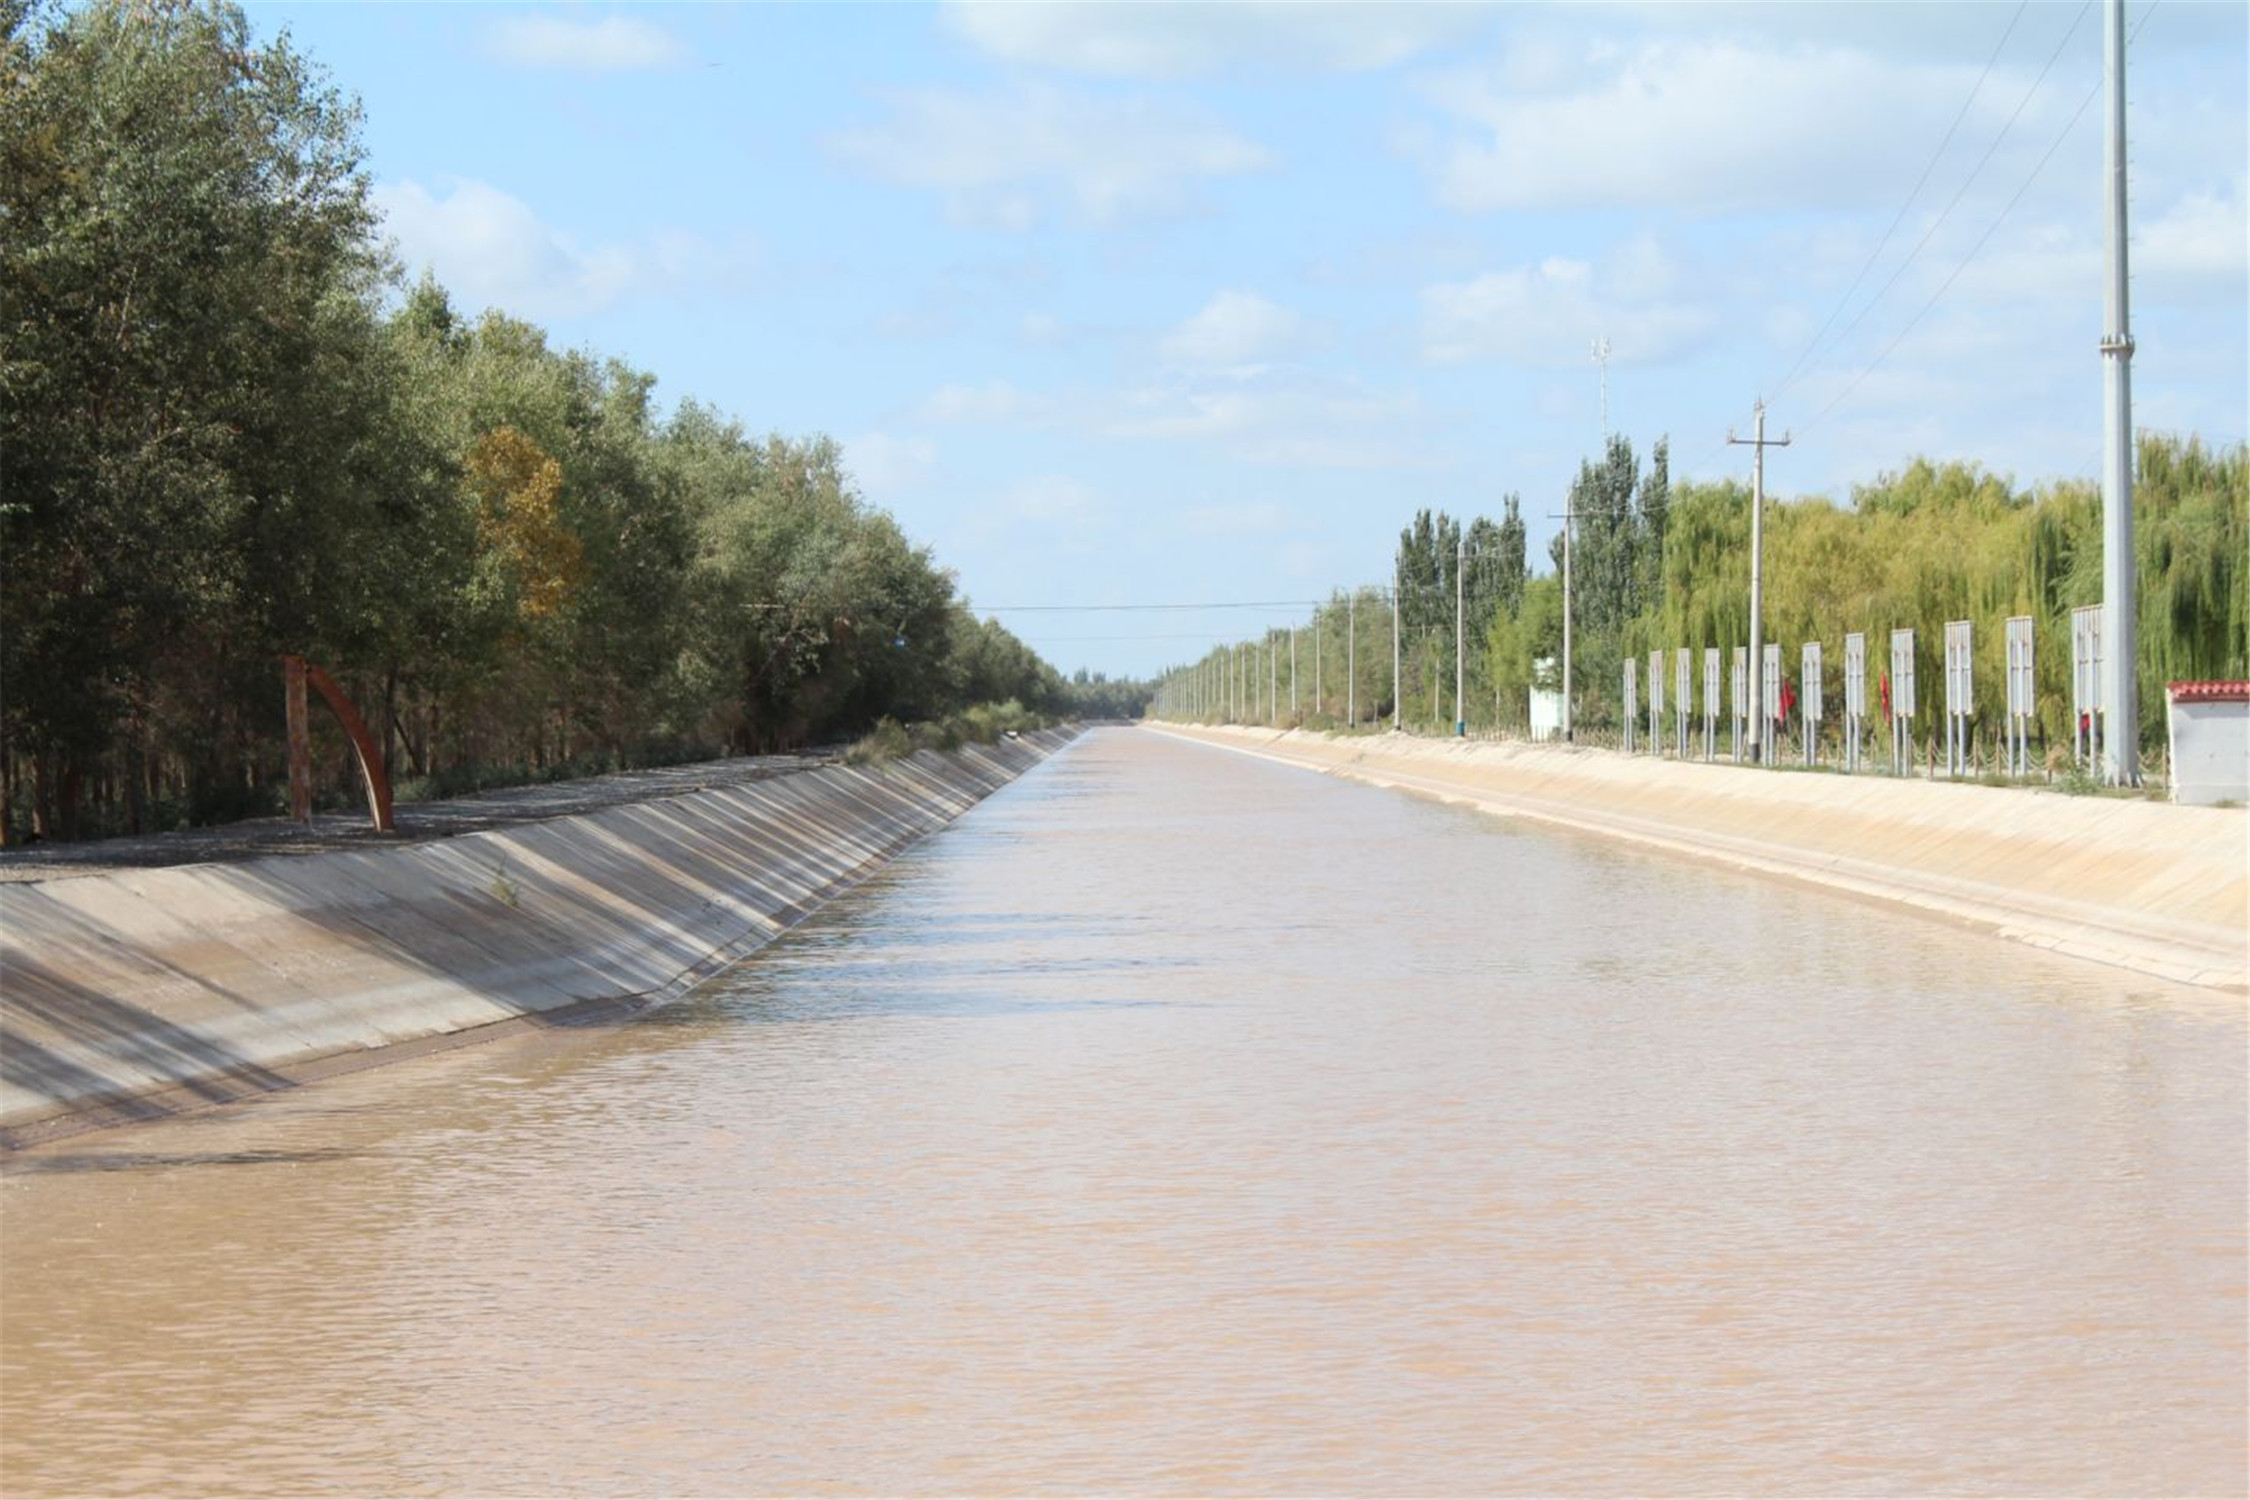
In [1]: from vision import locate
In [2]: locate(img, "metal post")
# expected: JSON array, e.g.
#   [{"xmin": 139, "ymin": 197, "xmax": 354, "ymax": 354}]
[
  {"xmin": 1392, "ymin": 573, "xmax": 1402, "ymax": 732},
  {"xmin": 1348, "ymin": 590, "xmax": 1357, "ymax": 729},
  {"xmin": 1290, "ymin": 628, "xmax": 1298, "ymax": 720},
  {"xmin": 2100, "ymin": 0, "xmax": 2139, "ymax": 785}
]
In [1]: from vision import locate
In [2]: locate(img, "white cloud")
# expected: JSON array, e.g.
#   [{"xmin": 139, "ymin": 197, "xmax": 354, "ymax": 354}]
[
  {"xmin": 482, "ymin": 14, "xmax": 689, "ymax": 72},
  {"xmin": 1420, "ymin": 38, "xmax": 2068, "ymax": 214},
  {"xmin": 1423, "ymin": 245, "xmax": 1717, "ymax": 367},
  {"xmin": 1017, "ymin": 311, "xmax": 1069, "ymax": 347},
  {"xmin": 1104, "ymin": 370, "xmax": 1434, "ymax": 470},
  {"xmin": 1002, "ymin": 475, "xmax": 1104, "ymax": 527},
  {"xmin": 828, "ymin": 84, "xmax": 1270, "ymax": 228},
  {"xmin": 1161, "ymin": 291, "xmax": 1330, "ymax": 365},
  {"xmin": 940, "ymin": 1, "xmax": 1488, "ymax": 78},
  {"xmin": 376, "ymin": 177, "xmax": 754, "ymax": 319},
  {"xmin": 1183, "ymin": 501, "xmax": 1290, "ymax": 537},
  {"xmin": 917, "ymin": 380, "xmax": 1046, "ymax": 424},
  {"xmin": 846, "ymin": 433, "xmax": 940, "ymax": 503},
  {"xmin": 2140, "ymin": 181, "xmax": 2249, "ymax": 283}
]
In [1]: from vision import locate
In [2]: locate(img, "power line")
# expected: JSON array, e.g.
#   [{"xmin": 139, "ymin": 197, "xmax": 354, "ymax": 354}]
[
  {"xmin": 1766, "ymin": 0, "xmax": 2031, "ymax": 401},
  {"xmin": 1775, "ymin": 0, "xmax": 2094, "ymax": 409},
  {"xmin": 1798, "ymin": 0, "xmax": 2160, "ymax": 439}
]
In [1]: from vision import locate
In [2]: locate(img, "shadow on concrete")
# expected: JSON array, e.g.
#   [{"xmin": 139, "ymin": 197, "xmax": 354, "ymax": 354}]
[{"xmin": 2, "ymin": 734, "xmax": 1076, "ymax": 1144}]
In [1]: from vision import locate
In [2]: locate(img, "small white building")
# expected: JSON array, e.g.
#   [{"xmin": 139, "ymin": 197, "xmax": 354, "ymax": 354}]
[
  {"xmin": 2165, "ymin": 681, "xmax": 2249, "ymax": 806},
  {"xmin": 1528, "ymin": 657, "xmax": 1564, "ymax": 742}
]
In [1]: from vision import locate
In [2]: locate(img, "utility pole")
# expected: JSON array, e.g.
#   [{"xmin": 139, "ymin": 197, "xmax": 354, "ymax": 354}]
[
  {"xmin": 1729, "ymin": 398, "xmax": 1791, "ymax": 763},
  {"xmin": 1290, "ymin": 628, "xmax": 1298, "ymax": 719},
  {"xmin": 1348, "ymin": 590, "xmax": 1358, "ymax": 728},
  {"xmin": 2100, "ymin": 0, "xmax": 2139, "ymax": 784}
]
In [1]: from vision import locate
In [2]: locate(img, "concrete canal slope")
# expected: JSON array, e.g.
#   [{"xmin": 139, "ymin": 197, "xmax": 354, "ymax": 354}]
[
  {"xmin": 1155, "ymin": 724, "xmax": 2248, "ymax": 993},
  {"xmin": 0, "ymin": 730, "xmax": 1077, "ymax": 1145}
]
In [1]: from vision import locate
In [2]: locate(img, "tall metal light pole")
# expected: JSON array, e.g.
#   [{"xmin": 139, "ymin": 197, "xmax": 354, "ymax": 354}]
[
  {"xmin": 2100, "ymin": 0, "xmax": 2139, "ymax": 784},
  {"xmin": 1730, "ymin": 398, "xmax": 1790, "ymax": 763}
]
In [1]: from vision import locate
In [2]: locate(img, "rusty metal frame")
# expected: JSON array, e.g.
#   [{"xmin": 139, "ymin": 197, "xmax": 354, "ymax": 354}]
[{"xmin": 281, "ymin": 655, "xmax": 396, "ymax": 832}]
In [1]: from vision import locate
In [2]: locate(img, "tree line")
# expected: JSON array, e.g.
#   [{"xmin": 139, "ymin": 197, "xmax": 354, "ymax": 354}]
[
  {"xmin": 1, "ymin": 1, "xmax": 1135, "ymax": 843},
  {"xmin": 1162, "ymin": 428, "xmax": 2244, "ymax": 757}
]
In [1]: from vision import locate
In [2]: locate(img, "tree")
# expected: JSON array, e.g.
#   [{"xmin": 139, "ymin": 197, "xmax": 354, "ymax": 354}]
[{"xmin": 2, "ymin": 0, "xmax": 394, "ymax": 834}]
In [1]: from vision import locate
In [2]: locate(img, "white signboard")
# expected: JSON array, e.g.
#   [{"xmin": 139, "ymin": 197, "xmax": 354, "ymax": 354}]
[
  {"xmin": 2070, "ymin": 604, "xmax": 2102, "ymax": 721},
  {"xmin": 1844, "ymin": 632, "xmax": 1866, "ymax": 717},
  {"xmin": 1890, "ymin": 628, "xmax": 1916, "ymax": 720},
  {"xmin": 2005, "ymin": 615, "xmax": 2035, "ymax": 719},
  {"xmin": 1802, "ymin": 641, "xmax": 1824, "ymax": 722},
  {"xmin": 1648, "ymin": 650, "xmax": 1664, "ymax": 720},
  {"xmin": 1703, "ymin": 647, "xmax": 1721, "ymax": 760},
  {"xmin": 1675, "ymin": 649, "xmax": 1691, "ymax": 721},
  {"xmin": 1623, "ymin": 657, "xmax": 1638, "ymax": 722},
  {"xmin": 1944, "ymin": 619, "xmax": 1973, "ymax": 719},
  {"xmin": 1762, "ymin": 643, "xmax": 1782, "ymax": 720}
]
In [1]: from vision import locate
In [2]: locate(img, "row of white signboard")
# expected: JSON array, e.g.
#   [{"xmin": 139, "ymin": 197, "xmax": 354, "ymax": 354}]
[{"xmin": 1620, "ymin": 607, "xmax": 2107, "ymax": 725}]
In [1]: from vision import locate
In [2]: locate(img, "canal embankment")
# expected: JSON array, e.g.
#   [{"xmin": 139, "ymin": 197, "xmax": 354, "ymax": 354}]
[
  {"xmin": 0, "ymin": 730, "xmax": 1077, "ymax": 1146},
  {"xmin": 1153, "ymin": 723, "xmax": 2248, "ymax": 992}
]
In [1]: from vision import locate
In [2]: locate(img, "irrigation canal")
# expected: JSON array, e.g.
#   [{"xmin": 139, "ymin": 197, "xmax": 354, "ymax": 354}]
[{"xmin": 2, "ymin": 727, "xmax": 2242, "ymax": 1495}]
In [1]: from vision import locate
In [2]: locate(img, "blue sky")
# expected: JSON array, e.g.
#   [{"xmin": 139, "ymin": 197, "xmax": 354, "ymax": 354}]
[{"xmin": 250, "ymin": 1, "xmax": 2247, "ymax": 679}]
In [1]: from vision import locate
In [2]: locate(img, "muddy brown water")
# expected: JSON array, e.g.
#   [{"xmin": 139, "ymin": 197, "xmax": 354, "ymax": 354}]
[{"xmin": 3, "ymin": 728, "xmax": 2242, "ymax": 1496}]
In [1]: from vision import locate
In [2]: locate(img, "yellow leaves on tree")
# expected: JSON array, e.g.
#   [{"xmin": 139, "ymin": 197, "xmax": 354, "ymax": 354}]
[{"xmin": 466, "ymin": 426, "xmax": 585, "ymax": 622}]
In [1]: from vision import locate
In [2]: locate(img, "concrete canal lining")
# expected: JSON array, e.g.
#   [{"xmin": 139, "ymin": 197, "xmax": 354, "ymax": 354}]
[
  {"xmin": 1155, "ymin": 724, "xmax": 2248, "ymax": 993},
  {"xmin": 0, "ymin": 730, "xmax": 1077, "ymax": 1146}
]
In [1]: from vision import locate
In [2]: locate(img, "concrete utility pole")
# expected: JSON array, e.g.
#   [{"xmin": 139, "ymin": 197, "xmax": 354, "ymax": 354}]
[
  {"xmin": 2100, "ymin": 0, "xmax": 2139, "ymax": 784},
  {"xmin": 1348, "ymin": 591, "xmax": 1358, "ymax": 728},
  {"xmin": 1729, "ymin": 398, "xmax": 1791, "ymax": 763}
]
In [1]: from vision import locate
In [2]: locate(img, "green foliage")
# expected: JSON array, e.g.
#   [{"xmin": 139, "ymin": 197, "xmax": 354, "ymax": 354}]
[
  {"xmin": 843, "ymin": 701, "xmax": 1052, "ymax": 767},
  {"xmin": 1159, "ymin": 433, "xmax": 2243, "ymax": 752},
  {"xmin": 0, "ymin": 1, "xmax": 1081, "ymax": 842}
]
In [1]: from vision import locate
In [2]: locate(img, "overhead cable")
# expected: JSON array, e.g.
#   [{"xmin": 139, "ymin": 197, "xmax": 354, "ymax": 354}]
[{"xmin": 1766, "ymin": 0, "xmax": 2031, "ymax": 401}]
